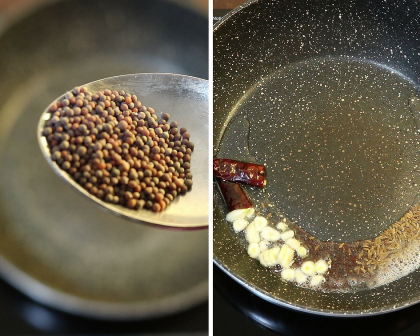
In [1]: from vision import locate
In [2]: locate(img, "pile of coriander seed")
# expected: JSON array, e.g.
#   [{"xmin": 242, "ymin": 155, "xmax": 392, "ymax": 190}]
[{"xmin": 42, "ymin": 86, "xmax": 194, "ymax": 212}]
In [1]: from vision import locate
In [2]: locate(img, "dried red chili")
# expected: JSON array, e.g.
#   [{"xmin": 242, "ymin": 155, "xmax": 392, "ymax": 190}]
[
  {"xmin": 213, "ymin": 158, "xmax": 266, "ymax": 187},
  {"xmin": 216, "ymin": 178, "xmax": 253, "ymax": 212}
]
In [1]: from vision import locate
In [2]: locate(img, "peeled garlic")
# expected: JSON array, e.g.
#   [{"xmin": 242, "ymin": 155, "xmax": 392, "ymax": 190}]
[
  {"xmin": 247, "ymin": 242, "xmax": 260, "ymax": 259},
  {"xmin": 294, "ymin": 269, "xmax": 308, "ymax": 284},
  {"xmin": 277, "ymin": 244, "xmax": 295, "ymax": 268},
  {"xmin": 259, "ymin": 252, "xmax": 268, "ymax": 267},
  {"xmin": 301, "ymin": 260, "xmax": 316, "ymax": 276},
  {"xmin": 296, "ymin": 246, "xmax": 308, "ymax": 258},
  {"xmin": 266, "ymin": 246, "xmax": 281, "ymax": 266},
  {"xmin": 285, "ymin": 238, "xmax": 300, "ymax": 250},
  {"xmin": 245, "ymin": 207, "xmax": 255, "ymax": 219},
  {"xmin": 232, "ymin": 218, "xmax": 249, "ymax": 232},
  {"xmin": 276, "ymin": 221, "xmax": 288, "ymax": 232},
  {"xmin": 226, "ymin": 208, "xmax": 333, "ymax": 288},
  {"xmin": 280, "ymin": 230, "xmax": 294, "ymax": 241},
  {"xmin": 261, "ymin": 226, "xmax": 282, "ymax": 241},
  {"xmin": 315, "ymin": 259, "xmax": 329, "ymax": 274},
  {"xmin": 310, "ymin": 275, "xmax": 325, "ymax": 287},
  {"xmin": 253, "ymin": 216, "xmax": 268, "ymax": 232},
  {"xmin": 226, "ymin": 208, "xmax": 254, "ymax": 222},
  {"xmin": 281, "ymin": 268, "xmax": 296, "ymax": 281},
  {"xmin": 260, "ymin": 246, "xmax": 280, "ymax": 267},
  {"xmin": 245, "ymin": 222, "xmax": 260, "ymax": 244}
]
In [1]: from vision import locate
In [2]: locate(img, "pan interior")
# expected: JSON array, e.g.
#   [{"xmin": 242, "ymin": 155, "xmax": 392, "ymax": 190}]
[
  {"xmin": 217, "ymin": 57, "xmax": 420, "ymax": 243},
  {"xmin": 0, "ymin": 0, "xmax": 208, "ymax": 318}
]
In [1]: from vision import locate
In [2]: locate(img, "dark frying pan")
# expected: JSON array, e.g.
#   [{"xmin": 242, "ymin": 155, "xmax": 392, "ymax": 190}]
[
  {"xmin": 0, "ymin": 0, "xmax": 208, "ymax": 319},
  {"xmin": 214, "ymin": 0, "xmax": 420, "ymax": 315}
]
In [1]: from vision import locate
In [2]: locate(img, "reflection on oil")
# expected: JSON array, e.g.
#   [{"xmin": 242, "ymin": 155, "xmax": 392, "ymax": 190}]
[{"xmin": 220, "ymin": 57, "xmax": 420, "ymax": 243}]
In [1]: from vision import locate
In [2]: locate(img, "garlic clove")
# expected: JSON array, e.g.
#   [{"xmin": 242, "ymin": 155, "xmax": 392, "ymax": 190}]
[
  {"xmin": 259, "ymin": 247, "xmax": 280, "ymax": 267},
  {"xmin": 315, "ymin": 259, "xmax": 329, "ymax": 274},
  {"xmin": 301, "ymin": 260, "xmax": 316, "ymax": 276},
  {"xmin": 261, "ymin": 226, "xmax": 282, "ymax": 241},
  {"xmin": 247, "ymin": 242, "xmax": 260, "ymax": 259},
  {"xmin": 295, "ymin": 269, "xmax": 308, "ymax": 284},
  {"xmin": 310, "ymin": 274, "xmax": 325, "ymax": 287},
  {"xmin": 280, "ymin": 230, "xmax": 294, "ymax": 241},
  {"xmin": 281, "ymin": 268, "xmax": 296, "ymax": 281},
  {"xmin": 276, "ymin": 221, "xmax": 288, "ymax": 232},
  {"xmin": 296, "ymin": 246, "xmax": 308, "ymax": 258},
  {"xmin": 245, "ymin": 222, "xmax": 261, "ymax": 244},
  {"xmin": 266, "ymin": 246, "xmax": 281, "ymax": 266},
  {"xmin": 285, "ymin": 238, "xmax": 301, "ymax": 250},
  {"xmin": 245, "ymin": 207, "xmax": 255, "ymax": 219},
  {"xmin": 232, "ymin": 218, "xmax": 249, "ymax": 232},
  {"xmin": 259, "ymin": 252, "xmax": 268, "ymax": 267},
  {"xmin": 253, "ymin": 216, "xmax": 268, "ymax": 232},
  {"xmin": 277, "ymin": 244, "xmax": 295, "ymax": 268},
  {"xmin": 226, "ymin": 208, "xmax": 254, "ymax": 222}
]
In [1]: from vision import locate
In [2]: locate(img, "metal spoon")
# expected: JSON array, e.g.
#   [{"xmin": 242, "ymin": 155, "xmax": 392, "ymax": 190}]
[{"xmin": 37, "ymin": 73, "xmax": 209, "ymax": 230}]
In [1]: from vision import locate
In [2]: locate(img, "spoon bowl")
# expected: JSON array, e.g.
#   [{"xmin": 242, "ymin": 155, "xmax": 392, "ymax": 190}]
[{"xmin": 38, "ymin": 73, "xmax": 209, "ymax": 230}]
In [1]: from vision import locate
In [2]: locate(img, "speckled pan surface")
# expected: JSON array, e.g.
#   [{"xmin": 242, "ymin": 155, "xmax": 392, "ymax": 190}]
[
  {"xmin": 0, "ymin": 0, "xmax": 208, "ymax": 319},
  {"xmin": 214, "ymin": 0, "xmax": 420, "ymax": 315}
]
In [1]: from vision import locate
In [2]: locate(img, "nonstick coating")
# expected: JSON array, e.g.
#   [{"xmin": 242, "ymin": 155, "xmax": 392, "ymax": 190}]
[
  {"xmin": 214, "ymin": 0, "xmax": 420, "ymax": 315},
  {"xmin": 0, "ymin": 0, "xmax": 208, "ymax": 319}
]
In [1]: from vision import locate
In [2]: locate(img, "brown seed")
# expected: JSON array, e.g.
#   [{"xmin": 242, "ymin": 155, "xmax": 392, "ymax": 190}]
[
  {"xmin": 155, "ymin": 193, "xmax": 164, "ymax": 202},
  {"xmin": 174, "ymin": 178, "xmax": 184, "ymax": 188},
  {"xmin": 185, "ymin": 179, "xmax": 193, "ymax": 189},
  {"xmin": 44, "ymin": 87, "xmax": 193, "ymax": 213},
  {"xmin": 52, "ymin": 151, "xmax": 61, "ymax": 161},
  {"xmin": 62, "ymin": 161, "xmax": 71, "ymax": 170},
  {"xmin": 152, "ymin": 203, "xmax": 161, "ymax": 212},
  {"xmin": 118, "ymin": 120, "xmax": 128, "ymax": 130}
]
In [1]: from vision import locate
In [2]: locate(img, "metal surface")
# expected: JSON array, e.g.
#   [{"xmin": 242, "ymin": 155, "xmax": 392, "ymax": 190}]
[
  {"xmin": 0, "ymin": 0, "xmax": 208, "ymax": 319},
  {"xmin": 213, "ymin": 0, "xmax": 420, "ymax": 315},
  {"xmin": 38, "ymin": 73, "xmax": 209, "ymax": 229}
]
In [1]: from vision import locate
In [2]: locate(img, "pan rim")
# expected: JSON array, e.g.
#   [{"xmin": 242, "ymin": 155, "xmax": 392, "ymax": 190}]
[
  {"xmin": 213, "ymin": 0, "xmax": 257, "ymax": 30},
  {"xmin": 0, "ymin": 251, "xmax": 208, "ymax": 320}
]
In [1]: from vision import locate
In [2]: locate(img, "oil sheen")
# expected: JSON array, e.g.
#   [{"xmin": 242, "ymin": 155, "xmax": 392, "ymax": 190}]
[{"xmin": 217, "ymin": 56, "xmax": 420, "ymax": 291}]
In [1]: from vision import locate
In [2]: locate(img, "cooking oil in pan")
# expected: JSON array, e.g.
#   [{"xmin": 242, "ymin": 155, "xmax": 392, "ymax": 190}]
[{"xmin": 217, "ymin": 56, "xmax": 420, "ymax": 291}]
